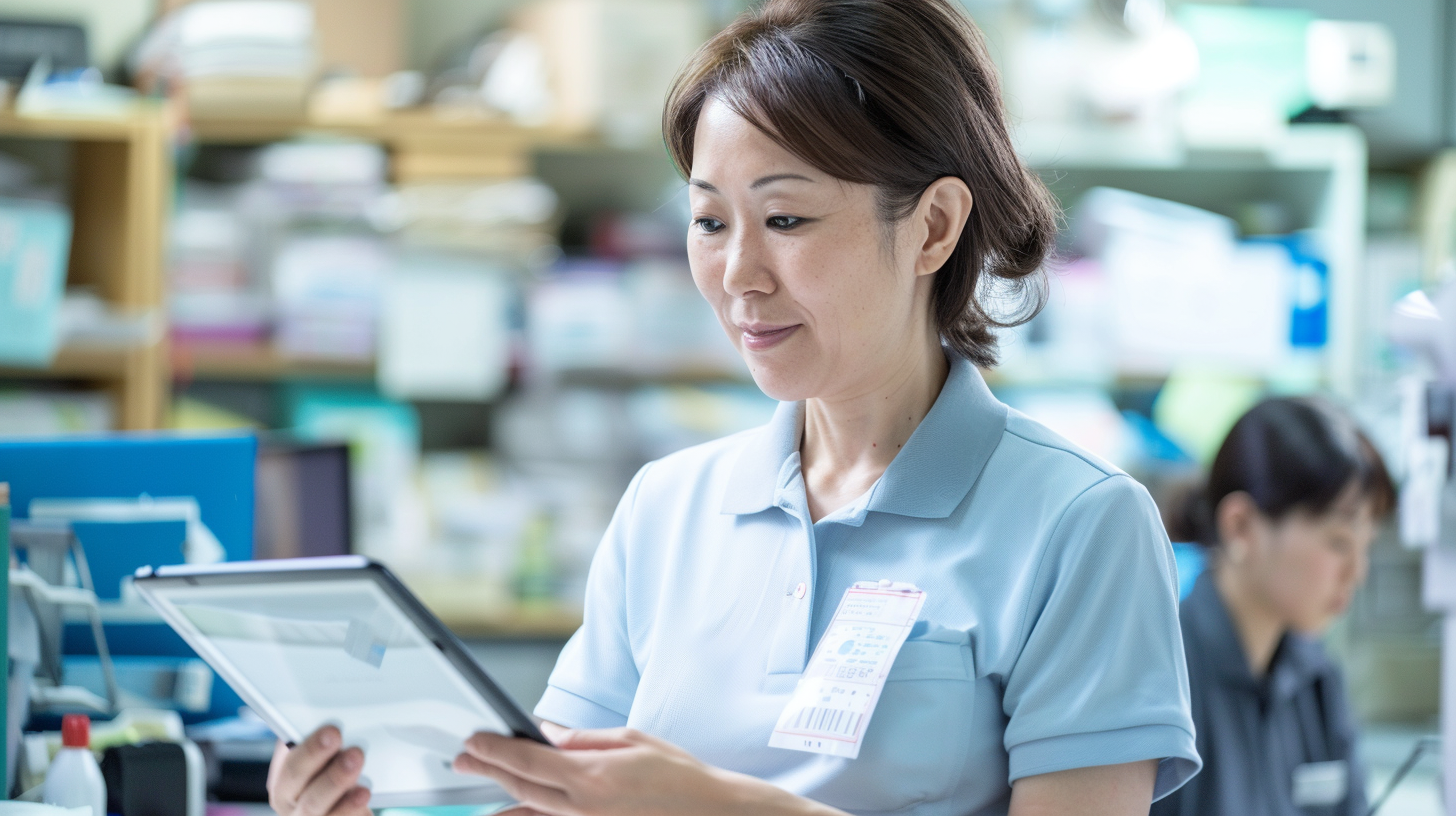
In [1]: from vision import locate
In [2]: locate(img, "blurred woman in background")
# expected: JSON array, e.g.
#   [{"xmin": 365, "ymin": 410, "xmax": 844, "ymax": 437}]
[{"xmin": 1153, "ymin": 397, "xmax": 1395, "ymax": 816}]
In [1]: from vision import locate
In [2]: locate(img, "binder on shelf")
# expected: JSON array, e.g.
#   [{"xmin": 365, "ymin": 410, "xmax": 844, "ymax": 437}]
[{"xmin": 0, "ymin": 199, "xmax": 71, "ymax": 366}]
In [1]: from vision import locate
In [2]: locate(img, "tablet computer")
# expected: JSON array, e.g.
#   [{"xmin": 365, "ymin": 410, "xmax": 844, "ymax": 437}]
[{"xmin": 133, "ymin": 555, "xmax": 550, "ymax": 807}]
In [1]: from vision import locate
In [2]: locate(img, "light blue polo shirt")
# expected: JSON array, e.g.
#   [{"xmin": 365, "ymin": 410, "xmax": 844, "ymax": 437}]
[{"xmin": 536, "ymin": 355, "xmax": 1201, "ymax": 815}]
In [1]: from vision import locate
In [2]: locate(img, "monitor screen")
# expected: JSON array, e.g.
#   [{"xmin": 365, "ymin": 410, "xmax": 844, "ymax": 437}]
[{"xmin": 254, "ymin": 441, "xmax": 352, "ymax": 560}]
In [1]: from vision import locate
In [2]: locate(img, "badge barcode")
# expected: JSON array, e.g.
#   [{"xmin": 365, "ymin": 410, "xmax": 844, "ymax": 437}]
[{"xmin": 789, "ymin": 706, "xmax": 861, "ymax": 737}]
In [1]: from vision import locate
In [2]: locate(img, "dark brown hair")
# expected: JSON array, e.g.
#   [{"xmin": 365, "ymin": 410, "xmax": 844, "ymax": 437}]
[
  {"xmin": 662, "ymin": 0, "xmax": 1057, "ymax": 367},
  {"xmin": 1171, "ymin": 397, "xmax": 1397, "ymax": 547}
]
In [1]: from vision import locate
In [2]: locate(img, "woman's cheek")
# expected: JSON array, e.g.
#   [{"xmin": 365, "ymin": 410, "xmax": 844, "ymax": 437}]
[
  {"xmin": 1301, "ymin": 552, "xmax": 1347, "ymax": 627},
  {"xmin": 1273, "ymin": 548, "xmax": 1327, "ymax": 629}
]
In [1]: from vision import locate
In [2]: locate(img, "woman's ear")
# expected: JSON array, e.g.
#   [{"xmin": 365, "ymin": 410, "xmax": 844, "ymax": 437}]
[
  {"xmin": 1215, "ymin": 492, "xmax": 1263, "ymax": 566},
  {"xmin": 914, "ymin": 177, "xmax": 973, "ymax": 278}
]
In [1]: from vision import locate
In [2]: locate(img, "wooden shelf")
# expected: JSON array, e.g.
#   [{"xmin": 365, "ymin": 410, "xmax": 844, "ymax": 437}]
[
  {"xmin": 0, "ymin": 341, "xmax": 167, "ymax": 431},
  {"xmin": 0, "ymin": 343, "xmax": 150, "ymax": 380},
  {"xmin": 0, "ymin": 102, "xmax": 172, "ymax": 430},
  {"xmin": 190, "ymin": 109, "xmax": 595, "ymax": 183},
  {"xmin": 190, "ymin": 109, "xmax": 588, "ymax": 148},
  {"xmin": 172, "ymin": 341, "xmax": 374, "ymax": 382},
  {"xmin": 0, "ymin": 103, "xmax": 170, "ymax": 142}
]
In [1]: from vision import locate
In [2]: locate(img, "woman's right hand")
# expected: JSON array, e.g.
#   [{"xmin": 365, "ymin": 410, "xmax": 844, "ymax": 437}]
[{"xmin": 267, "ymin": 725, "xmax": 371, "ymax": 816}]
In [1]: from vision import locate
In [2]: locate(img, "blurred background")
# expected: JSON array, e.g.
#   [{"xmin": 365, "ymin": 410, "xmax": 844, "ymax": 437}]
[{"xmin": 0, "ymin": 0, "xmax": 1447, "ymax": 808}]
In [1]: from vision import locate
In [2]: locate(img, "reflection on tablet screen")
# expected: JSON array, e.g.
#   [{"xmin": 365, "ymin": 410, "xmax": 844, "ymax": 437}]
[{"xmin": 163, "ymin": 580, "xmax": 511, "ymax": 798}]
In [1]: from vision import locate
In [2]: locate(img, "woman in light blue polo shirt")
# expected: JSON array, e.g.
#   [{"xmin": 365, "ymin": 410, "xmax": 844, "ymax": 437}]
[{"xmin": 268, "ymin": 0, "xmax": 1200, "ymax": 813}]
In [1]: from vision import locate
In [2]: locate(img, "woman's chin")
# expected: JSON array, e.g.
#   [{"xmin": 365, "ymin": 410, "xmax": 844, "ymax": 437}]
[
  {"xmin": 1293, "ymin": 609, "xmax": 1339, "ymax": 636},
  {"xmin": 744, "ymin": 361, "xmax": 817, "ymax": 403}
]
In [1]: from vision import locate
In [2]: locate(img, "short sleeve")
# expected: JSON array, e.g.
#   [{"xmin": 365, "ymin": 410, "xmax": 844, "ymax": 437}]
[
  {"xmin": 1002, "ymin": 474, "xmax": 1201, "ymax": 800},
  {"xmin": 533, "ymin": 464, "xmax": 652, "ymax": 729}
]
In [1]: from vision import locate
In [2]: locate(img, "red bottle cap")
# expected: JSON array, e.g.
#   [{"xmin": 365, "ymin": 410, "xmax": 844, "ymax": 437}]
[{"xmin": 61, "ymin": 714, "xmax": 90, "ymax": 748}]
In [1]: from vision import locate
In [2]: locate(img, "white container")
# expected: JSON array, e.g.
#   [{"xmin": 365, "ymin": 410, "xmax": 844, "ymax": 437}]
[{"xmin": 41, "ymin": 715, "xmax": 105, "ymax": 816}]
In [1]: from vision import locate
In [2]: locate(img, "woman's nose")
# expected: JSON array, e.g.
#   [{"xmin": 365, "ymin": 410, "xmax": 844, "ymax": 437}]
[
  {"xmin": 722, "ymin": 227, "xmax": 775, "ymax": 298},
  {"xmin": 1346, "ymin": 552, "xmax": 1369, "ymax": 590}
]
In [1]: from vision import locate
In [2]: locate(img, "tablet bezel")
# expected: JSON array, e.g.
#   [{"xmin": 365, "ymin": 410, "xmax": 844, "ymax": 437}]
[{"xmin": 133, "ymin": 555, "xmax": 550, "ymax": 806}]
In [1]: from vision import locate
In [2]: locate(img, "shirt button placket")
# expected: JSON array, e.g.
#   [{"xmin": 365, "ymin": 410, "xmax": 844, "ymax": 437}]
[{"xmin": 766, "ymin": 525, "xmax": 815, "ymax": 674}]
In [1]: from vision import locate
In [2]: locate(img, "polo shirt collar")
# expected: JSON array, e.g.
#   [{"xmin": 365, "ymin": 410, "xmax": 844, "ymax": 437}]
[
  {"xmin": 720, "ymin": 354, "xmax": 1008, "ymax": 518},
  {"xmin": 1187, "ymin": 572, "xmax": 1258, "ymax": 688},
  {"xmin": 719, "ymin": 399, "xmax": 803, "ymax": 515}
]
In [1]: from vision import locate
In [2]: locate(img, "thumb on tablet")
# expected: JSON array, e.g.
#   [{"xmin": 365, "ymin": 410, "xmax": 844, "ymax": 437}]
[
  {"xmin": 541, "ymin": 724, "xmax": 639, "ymax": 751},
  {"xmin": 538, "ymin": 721, "xmax": 572, "ymax": 747}
]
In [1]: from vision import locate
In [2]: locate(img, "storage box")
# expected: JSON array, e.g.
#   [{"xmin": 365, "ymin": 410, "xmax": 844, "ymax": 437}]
[{"xmin": 0, "ymin": 199, "xmax": 72, "ymax": 365}]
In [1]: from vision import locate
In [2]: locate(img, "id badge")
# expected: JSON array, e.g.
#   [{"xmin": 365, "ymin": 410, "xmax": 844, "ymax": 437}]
[
  {"xmin": 768, "ymin": 580, "xmax": 927, "ymax": 759},
  {"xmin": 1292, "ymin": 760, "xmax": 1348, "ymax": 807}
]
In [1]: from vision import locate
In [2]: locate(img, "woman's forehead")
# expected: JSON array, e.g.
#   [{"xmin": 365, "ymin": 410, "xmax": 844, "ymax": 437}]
[
  {"xmin": 690, "ymin": 99, "xmax": 827, "ymax": 186},
  {"xmin": 1289, "ymin": 483, "xmax": 1376, "ymax": 527}
]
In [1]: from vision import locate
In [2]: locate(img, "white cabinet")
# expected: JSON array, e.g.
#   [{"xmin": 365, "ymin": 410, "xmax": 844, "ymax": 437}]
[{"xmin": 1016, "ymin": 122, "xmax": 1367, "ymax": 397}]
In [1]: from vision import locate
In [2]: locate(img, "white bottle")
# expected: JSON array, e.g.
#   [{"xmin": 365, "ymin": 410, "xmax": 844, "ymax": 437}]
[{"xmin": 42, "ymin": 714, "xmax": 107, "ymax": 816}]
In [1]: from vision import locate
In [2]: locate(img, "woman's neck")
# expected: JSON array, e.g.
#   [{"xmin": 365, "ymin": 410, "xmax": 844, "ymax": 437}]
[
  {"xmin": 799, "ymin": 339, "xmax": 949, "ymax": 523},
  {"xmin": 1212, "ymin": 565, "xmax": 1286, "ymax": 679}
]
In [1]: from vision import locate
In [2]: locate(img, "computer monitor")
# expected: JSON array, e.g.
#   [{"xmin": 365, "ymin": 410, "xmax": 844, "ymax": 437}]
[{"xmin": 253, "ymin": 439, "xmax": 351, "ymax": 560}]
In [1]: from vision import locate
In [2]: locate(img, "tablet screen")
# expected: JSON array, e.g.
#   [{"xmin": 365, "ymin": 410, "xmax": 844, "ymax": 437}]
[{"xmin": 150, "ymin": 578, "xmax": 512, "ymax": 802}]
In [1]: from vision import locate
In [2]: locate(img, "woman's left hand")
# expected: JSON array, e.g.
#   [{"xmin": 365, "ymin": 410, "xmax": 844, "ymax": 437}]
[{"xmin": 454, "ymin": 723, "xmax": 840, "ymax": 816}]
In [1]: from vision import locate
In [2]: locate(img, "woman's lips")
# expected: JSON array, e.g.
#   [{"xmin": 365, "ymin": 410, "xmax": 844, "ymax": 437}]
[{"xmin": 740, "ymin": 324, "xmax": 800, "ymax": 351}]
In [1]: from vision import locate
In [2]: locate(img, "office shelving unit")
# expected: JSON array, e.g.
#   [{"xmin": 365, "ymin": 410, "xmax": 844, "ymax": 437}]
[
  {"xmin": 172, "ymin": 110, "xmax": 591, "ymax": 383},
  {"xmin": 173, "ymin": 111, "xmax": 604, "ymax": 638},
  {"xmin": 0, "ymin": 107, "xmax": 1369, "ymax": 638},
  {"xmin": 0, "ymin": 105, "xmax": 172, "ymax": 430},
  {"xmin": 1016, "ymin": 122, "xmax": 1368, "ymax": 398}
]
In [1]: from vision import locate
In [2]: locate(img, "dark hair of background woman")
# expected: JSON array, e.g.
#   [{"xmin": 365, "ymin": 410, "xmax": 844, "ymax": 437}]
[
  {"xmin": 1170, "ymin": 397, "xmax": 1397, "ymax": 548},
  {"xmin": 661, "ymin": 0, "xmax": 1059, "ymax": 368}
]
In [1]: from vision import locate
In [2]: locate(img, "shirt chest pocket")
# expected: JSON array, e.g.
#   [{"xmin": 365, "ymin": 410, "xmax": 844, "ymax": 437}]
[{"xmin": 814, "ymin": 628, "xmax": 976, "ymax": 813}]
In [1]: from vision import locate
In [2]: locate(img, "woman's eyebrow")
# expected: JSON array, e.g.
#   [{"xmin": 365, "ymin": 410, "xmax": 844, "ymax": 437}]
[
  {"xmin": 751, "ymin": 173, "xmax": 814, "ymax": 189},
  {"xmin": 688, "ymin": 173, "xmax": 816, "ymax": 193}
]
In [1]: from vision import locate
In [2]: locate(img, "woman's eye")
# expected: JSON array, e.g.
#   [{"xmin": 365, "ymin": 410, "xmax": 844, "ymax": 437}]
[
  {"xmin": 694, "ymin": 217, "xmax": 724, "ymax": 234},
  {"xmin": 767, "ymin": 215, "xmax": 805, "ymax": 230}
]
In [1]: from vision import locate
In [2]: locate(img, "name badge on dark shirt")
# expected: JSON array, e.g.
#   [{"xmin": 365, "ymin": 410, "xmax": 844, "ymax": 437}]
[{"xmin": 1292, "ymin": 760, "xmax": 1349, "ymax": 807}]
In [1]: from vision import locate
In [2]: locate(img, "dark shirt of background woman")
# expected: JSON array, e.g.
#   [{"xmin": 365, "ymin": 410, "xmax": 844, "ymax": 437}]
[{"xmin": 1151, "ymin": 572, "xmax": 1366, "ymax": 816}]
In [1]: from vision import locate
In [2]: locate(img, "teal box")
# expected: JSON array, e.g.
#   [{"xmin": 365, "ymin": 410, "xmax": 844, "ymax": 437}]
[{"xmin": 0, "ymin": 199, "xmax": 72, "ymax": 365}]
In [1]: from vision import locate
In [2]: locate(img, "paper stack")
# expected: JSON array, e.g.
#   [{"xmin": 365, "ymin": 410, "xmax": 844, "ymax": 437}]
[
  {"xmin": 272, "ymin": 235, "xmax": 387, "ymax": 361},
  {"xmin": 131, "ymin": 0, "xmax": 317, "ymax": 120},
  {"xmin": 169, "ymin": 185, "xmax": 267, "ymax": 344}
]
